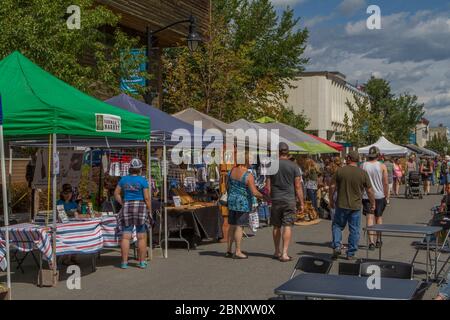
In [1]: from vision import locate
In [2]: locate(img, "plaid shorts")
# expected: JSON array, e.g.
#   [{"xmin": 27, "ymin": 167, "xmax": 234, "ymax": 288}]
[{"xmin": 117, "ymin": 200, "xmax": 150, "ymax": 229}]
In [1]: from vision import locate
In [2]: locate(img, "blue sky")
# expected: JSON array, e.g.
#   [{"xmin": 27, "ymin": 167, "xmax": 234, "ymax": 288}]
[{"xmin": 271, "ymin": 0, "xmax": 450, "ymax": 128}]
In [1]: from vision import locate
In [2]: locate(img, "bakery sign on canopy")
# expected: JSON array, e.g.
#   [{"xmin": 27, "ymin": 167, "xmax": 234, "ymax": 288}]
[{"xmin": 95, "ymin": 114, "xmax": 122, "ymax": 134}]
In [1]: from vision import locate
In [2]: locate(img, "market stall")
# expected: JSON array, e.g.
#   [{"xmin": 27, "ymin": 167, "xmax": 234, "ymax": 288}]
[
  {"xmin": 106, "ymin": 94, "xmax": 223, "ymax": 256},
  {"xmin": 253, "ymin": 119, "xmax": 339, "ymax": 154},
  {"xmin": 405, "ymin": 144, "xmax": 438, "ymax": 158},
  {"xmin": 0, "ymin": 51, "xmax": 151, "ymax": 294},
  {"xmin": 307, "ymin": 134, "xmax": 344, "ymax": 152},
  {"xmin": 359, "ymin": 137, "xmax": 409, "ymax": 156}
]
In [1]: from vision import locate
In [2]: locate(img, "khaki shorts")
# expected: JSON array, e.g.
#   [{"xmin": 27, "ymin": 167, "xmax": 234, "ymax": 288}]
[{"xmin": 270, "ymin": 201, "xmax": 297, "ymax": 227}]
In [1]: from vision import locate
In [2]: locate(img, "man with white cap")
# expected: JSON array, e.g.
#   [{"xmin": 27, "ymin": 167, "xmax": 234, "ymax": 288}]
[{"xmin": 362, "ymin": 146, "xmax": 389, "ymax": 251}]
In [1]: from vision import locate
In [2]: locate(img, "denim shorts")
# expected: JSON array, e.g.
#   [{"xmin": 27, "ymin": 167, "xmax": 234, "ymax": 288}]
[
  {"xmin": 122, "ymin": 224, "xmax": 148, "ymax": 234},
  {"xmin": 228, "ymin": 211, "xmax": 249, "ymax": 226}
]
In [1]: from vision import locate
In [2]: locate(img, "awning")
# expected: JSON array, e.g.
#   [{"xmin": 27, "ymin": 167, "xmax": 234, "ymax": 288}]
[
  {"xmin": 307, "ymin": 134, "xmax": 344, "ymax": 152},
  {"xmin": 0, "ymin": 52, "xmax": 150, "ymax": 140},
  {"xmin": 359, "ymin": 137, "xmax": 409, "ymax": 155}
]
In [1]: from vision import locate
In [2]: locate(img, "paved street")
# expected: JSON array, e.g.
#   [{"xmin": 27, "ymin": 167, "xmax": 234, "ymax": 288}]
[{"xmin": 3, "ymin": 189, "xmax": 446, "ymax": 300}]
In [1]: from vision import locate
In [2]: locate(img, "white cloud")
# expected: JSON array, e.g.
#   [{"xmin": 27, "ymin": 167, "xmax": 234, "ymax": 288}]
[
  {"xmin": 304, "ymin": 15, "xmax": 334, "ymax": 27},
  {"xmin": 271, "ymin": 0, "xmax": 307, "ymax": 6},
  {"xmin": 338, "ymin": 0, "xmax": 367, "ymax": 16},
  {"xmin": 305, "ymin": 9, "xmax": 450, "ymax": 127}
]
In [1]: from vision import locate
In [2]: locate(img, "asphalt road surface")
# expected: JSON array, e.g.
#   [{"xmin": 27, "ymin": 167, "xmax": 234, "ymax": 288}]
[{"xmin": 3, "ymin": 188, "xmax": 447, "ymax": 300}]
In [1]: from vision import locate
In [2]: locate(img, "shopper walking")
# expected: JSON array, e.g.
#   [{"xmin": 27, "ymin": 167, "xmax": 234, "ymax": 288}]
[
  {"xmin": 225, "ymin": 154, "xmax": 265, "ymax": 259},
  {"xmin": 304, "ymin": 158, "xmax": 320, "ymax": 212},
  {"xmin": 266, "ymin": 142, "xmax": 304, "ymax": 262},
  {"xmin": 384, "ymin": 156, "xmax": 394, "ymax": 204},
  {"xmin": 329, "ymin": 151, "xmax": 375, "ymax": 260},
  {"xmin": 114, "ymin": 158, "xmax": 152, "ymax": 269},
  {"xmin": 420, "ymin": 157, "xmax": 433, "ymax": 195},
  {"xmin": 393, "ymin": 158, "xmax": 403, "ymax": 196},
  {"xmin": 362, "ymin": 147, "xmax": 389, "ymax": 251}
]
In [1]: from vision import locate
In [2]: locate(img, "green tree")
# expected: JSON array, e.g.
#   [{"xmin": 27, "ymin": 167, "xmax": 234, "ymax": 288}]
[
  {"xmin": 365, "ymin": 77, "xmax": 394, "ymax": 117},
  {"xmin": 163, "ymin": 0, "xmax": 309, "ymax": 122},
  {"xmin": 0, "ymin": 0, "xmax": 147, "ymax": 99},
  {"xmin": 162, "ymin": 16, "xmax": 253, "ymax": 122},
  {"xmin": 278, "ymin": 107, "xmax": 310, "ymax": 131},
  {"xmin": 426, "ymin": 134, "xmax": 449, "ymax": 155},
  {"xmin": 343, "ymin": 95, "xmax": 383, "ymax": 147},
  {"xmin": 363, "ymin": 77, "xmax": 424, "ymax": 145},
  {"xmin": 384, "ymin": 94, "xmax": 425, "ymax": 144}
]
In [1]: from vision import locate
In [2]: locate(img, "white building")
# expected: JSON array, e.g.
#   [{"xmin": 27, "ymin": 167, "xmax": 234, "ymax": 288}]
[
  {"xmin": 415, "ymin": 118, "xmax": 430, "ymax": 148},
  {"xmin": 284, "ymin": 71, "xmax": 368, "ymax": 141},
  {"xmin": 429, "ymin": 124, "xmax": 449, "ymax": 141}
]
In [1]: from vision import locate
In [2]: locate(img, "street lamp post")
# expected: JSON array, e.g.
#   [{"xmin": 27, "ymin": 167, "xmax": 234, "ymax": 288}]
[{"xmin": 144, "ymin": 15, "xmax": 202, "ymax": 106}]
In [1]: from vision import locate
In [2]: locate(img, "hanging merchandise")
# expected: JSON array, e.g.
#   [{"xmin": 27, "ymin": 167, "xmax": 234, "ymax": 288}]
[
  {"xmin": 208, "ymin": 163, "xmax": 219, "ymax": 182},
  {"xmin": 102, "ymin": 154, "xmax": 108, "ymax": 174},
  {"xmin": 184, "ymin": 176, "xmax": 196, "ymax": 193},
  {"xmin": 120, "ymin": 155, "xmax": 132, "ymax": 176},
  {"xmin": 109, "ymin": 155, "xmax": 121, "ymax": 176},
  {"xmin": 150, "ymin": 159, "xmax": 162, "ymax": 189}
]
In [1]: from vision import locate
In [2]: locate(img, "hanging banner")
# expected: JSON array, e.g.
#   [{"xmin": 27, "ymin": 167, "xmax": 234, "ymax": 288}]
[
  {"xmin": 120, "ymin": 49, "xmax": 147, "ymax": 94},
  {"xmin": 33, "ymin": 149, "xmax": 84, "ymax": 188}
]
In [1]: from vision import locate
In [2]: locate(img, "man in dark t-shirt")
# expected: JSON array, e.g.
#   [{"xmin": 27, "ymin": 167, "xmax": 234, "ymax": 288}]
[
  {"xmin": 267, "ymin": 142, "xmax": 304, "ymax": 262},
  {"xmin": 329, "ymin": 151, "xmax": 375, "ymax": 260}
]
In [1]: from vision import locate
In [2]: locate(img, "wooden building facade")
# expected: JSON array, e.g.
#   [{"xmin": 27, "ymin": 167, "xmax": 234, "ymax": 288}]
[{"xmin": 96, "ymin": 0, "xmax": 211, "ymax": 107}]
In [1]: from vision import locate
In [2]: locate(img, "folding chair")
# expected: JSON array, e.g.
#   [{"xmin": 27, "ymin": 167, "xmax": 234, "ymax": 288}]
[
  {"xmin": 360, "ymin": 261, "xmax": 414, "ymax": 280},
  {"xmin": 290, "ymin": 255, "xmax": 333, "ymax": 279}
]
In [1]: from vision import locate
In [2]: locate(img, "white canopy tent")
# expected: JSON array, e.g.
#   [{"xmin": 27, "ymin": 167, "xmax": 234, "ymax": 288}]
[{"xmin": 358, "ymin": 136, "xmax": 409, "ymax": 156}]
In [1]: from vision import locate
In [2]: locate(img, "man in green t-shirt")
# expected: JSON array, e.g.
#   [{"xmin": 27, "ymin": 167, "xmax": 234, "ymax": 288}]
[{"xmin": 329, "ymin": 151, "xmax": 375, "ymax": 260}]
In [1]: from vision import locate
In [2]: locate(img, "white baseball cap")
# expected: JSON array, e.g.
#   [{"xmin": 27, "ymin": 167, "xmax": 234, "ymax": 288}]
[{"xmin": 130, "ymin": 158, "xmax": 143, "ymax": 169}]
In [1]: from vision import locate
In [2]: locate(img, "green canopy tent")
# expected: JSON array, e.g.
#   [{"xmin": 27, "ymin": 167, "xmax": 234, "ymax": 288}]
[
  {"xmin": 254, "ymin": 117, "xmax": 338, "ymax": 154},
  {"xmin": 0, "ymin": 51, "xmax": 151, "ymax": 296}
]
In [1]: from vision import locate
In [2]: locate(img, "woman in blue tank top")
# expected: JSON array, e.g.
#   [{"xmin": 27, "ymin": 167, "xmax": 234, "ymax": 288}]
[{"xmin": 226, "ymin": 161, "xmax": 265, "ymax": 259}]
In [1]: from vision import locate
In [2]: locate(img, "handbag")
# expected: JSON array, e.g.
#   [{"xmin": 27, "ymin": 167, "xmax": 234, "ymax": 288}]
[{"xmin": 219, "ymin": 192, "xmax": 228, "ymax": 206}]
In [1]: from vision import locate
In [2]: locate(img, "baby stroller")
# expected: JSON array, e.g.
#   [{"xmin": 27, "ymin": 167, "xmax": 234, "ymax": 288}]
[{"xmin": 405, "ymin": 171, "xmax": 423, "ymax": 199}]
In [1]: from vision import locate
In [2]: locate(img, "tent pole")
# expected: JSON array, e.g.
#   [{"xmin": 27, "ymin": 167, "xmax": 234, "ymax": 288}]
[
  {"xmin": 163, "ymin": 139, "xmax": 168, "ymax": 259},
  {"xmin": 52, "ymin": 133, "xmax": 57, "ymax": 282},
  {"xmin": 0, "ymin": 124, "xmax": 12, "ymax": 300},
  {"xmin": 147, "ymin": 140, "xmax": 152, "ymax": 261}
]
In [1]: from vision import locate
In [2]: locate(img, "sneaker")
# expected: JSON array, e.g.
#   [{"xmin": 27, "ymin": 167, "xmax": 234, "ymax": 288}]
[
  {"xmin": 138, "ymin": 261, "xmax": 148, "ymax": 269},
  {"xmin": 368, "ymin": 243, "xmax": 376, "ymax": 251},
  {"xmin": 332, "ymin": 249, "xmax": 342, "ymax": 260},
  {"xmin": 120, "ymin": 262, "xmax": 128, "ymax": 269}
]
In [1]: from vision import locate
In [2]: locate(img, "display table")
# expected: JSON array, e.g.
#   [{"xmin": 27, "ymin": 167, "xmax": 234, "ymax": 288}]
[
  {"xmin": 164, "ymin": 203, "xmax": 223, "ymax": 249},
  {"xmin": 0, "ymin": 223, "xmax": 53, "ymax": 267},
  {"xmin": 0, "ymin": 218, "xmax": 126, "ymax": 273},
  {"xmin": 0, "ymin": 236, "xmax": 7, "ymax": 271},
  {"xmin": 275, "ymin": 273, "xmax": 420, "ymax": 300},
  {"xmin": 364, "ymin": 224, "xmax": 442, "ymax": 281}
]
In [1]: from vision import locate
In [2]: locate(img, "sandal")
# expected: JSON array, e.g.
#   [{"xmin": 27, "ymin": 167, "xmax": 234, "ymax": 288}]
[
  {"xmin": 279, "ymin": 256, "xmax": 293, "ymax": 262},
  {"xmin": 233, "ymin": 254, "xmax": 248, "ymax": 260},
  {"xmin": 225, "ymin": 251, "xmax": 233, "ymax": 258}
]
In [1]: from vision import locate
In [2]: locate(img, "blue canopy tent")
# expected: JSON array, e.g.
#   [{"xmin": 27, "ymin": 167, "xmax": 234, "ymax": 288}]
[{"xmin": 105, "ymin": 94, "xmax": 202, "ymax": 146}]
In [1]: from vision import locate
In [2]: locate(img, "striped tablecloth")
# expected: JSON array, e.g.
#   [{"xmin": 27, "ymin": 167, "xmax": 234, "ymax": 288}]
[
  {"xmin": 55, "ymin": 219, "xmax": 104, "ymax": 256},
  {"xmin": 0, "ymin": 217, "xmax": 136, "ymax": 268},
  {"xmin": 0, "ymin": 223, "xmax": 53, "ymax": 263},
  {"xmin": 64, "ymin": 216, "xmax": 136, "ymax": 249},
  {"xmin": 0, "ymin": 236, "xmax": 6, "ymax": 271}
]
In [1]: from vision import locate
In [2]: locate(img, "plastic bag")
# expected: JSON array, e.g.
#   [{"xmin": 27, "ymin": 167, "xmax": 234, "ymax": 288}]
[{"xmin": 249, "ymin": 211, "xmax": 259, "ymax": 232}]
